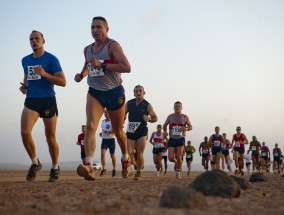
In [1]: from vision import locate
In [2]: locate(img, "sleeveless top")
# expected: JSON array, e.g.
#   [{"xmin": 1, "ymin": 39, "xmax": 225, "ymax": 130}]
[
  {"xmin": 101, "ymin": 119, "xmax": 114, "ymax": 139},
  {"xmin": 85, "ymin": 38, "xmax": 122, "ymax": 91},
  {"xmin": 152, "ymin": 132, "xmax": 164, "ymax": 148},
  {"xmin": 168, "ymin": 114, "xmax": 186, "ymax": 139},
  {"xmin": 233, "ymin": 133, "xmax": 245, "ymax": 149},
  {"xmin": 212, "ymin": 134, "xmax": 223, "ymax": 148},
  {"xmin": 126, "ymin": 99, "xmax": 149, "ymax": 134}
]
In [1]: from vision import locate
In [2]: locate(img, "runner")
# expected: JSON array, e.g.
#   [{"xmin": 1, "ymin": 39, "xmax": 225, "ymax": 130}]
[
  {"xmin": 260, "ymin": 142, "xmax": 270, "ymax": 173},
  {"xmin": 231, "ymin": 126, "xmax": 248, "ymax": 176},
  {"xmin": 74, "ymin": 16, "xmax": 131, "ymax": 180},
  {"xmin": 99, "ymin": 110, "xmax": 116, "ymax": 177},
  {"xmin": 76, "ymin": 125, "xmax": 87, "ymax": 164},
  {"xmin": 199, "ymin": 136, "xmax": 211, "ymax": 171},
  {"xmin": 272, "ymin": 143, "xmax": 282, "ymax": 174},
  {"xmin": 125, "ymin": 85, "xmax": 158, "ymax": 180},
  {"xmin": 249, "ymin": 136, "xmax": 262, "ymax": 172},
  {"xmin": 244, "ymin": 150, "xmax": 252, "ymax": 175},
  {"xmin": 163, "ymin": 101, "xmax": 192, "ymax": 179},
  {"xmin": 221, "ymin": 133, "xmax": 232, "ymax": 173},
  {"xmin": 209, "ymin": 126, "xmax": 223, "ymax": 170},
  {"xmin": 184, "ymin": 140, "xmax": 196, "ymax": 175},
  {"xmin": 149, "ymin": 124, "xmax": 168, "ymax": 176}
]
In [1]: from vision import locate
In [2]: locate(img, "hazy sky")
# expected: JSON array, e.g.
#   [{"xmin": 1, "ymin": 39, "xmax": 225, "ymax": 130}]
[{"xmin": 1, "ymin": 0, "xmax": 283, "ymax": 168}]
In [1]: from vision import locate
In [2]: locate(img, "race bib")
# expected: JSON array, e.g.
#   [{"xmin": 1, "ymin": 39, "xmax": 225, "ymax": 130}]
[
  {"xmin": 262, "ymin": 152, "xmax": 267, "ymax": 156},
  {"xmin": 172, "ymin": 126, "xmax": 182, "ymax": 135},
  {"xmin": 154, "ymin": 143, "xmax": 163, "ymax": 148},
  {"xmin": 251, "ymin": 146, "xmax": 256, "ymax": 151},
  {"xmin": 274, "ymin": 153, "xmax": 279, "ymax": 157},
  {"xmin": 186, "ymin": 154, "xmax": 192, "ymax": 158},
  {"xmin": 235, "ymin": 141, "xmax": 240, "ymax": 147},
  {"xmin": 80, "ymin": 140, "xmax": 85, "ymax": 145},
  {"xmin": 202, "ymin": 149, "xmax": 208, "ymax": 154},
  {"xmin": 214, "ymin": 141, "xmax": 220, "ymax": 147},
  {"xmin": 127, "ymin": 122, "xmax": 141, "ymax": 133},
  {"xmin": 88, "ymin": 63, "xmax": 104, "ymax": 77},
  {"xmin": 27, "ymin": 66, "xmax": 41, "ymax": 80}
]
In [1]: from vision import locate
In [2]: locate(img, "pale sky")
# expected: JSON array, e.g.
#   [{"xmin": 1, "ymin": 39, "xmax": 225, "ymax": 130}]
[{"xmin": 1, "ymin": 0, "xmax": 284, "ymax": 168}]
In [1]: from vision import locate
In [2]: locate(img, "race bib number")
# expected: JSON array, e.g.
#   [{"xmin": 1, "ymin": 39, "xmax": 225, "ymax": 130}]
[
  {"xmin": 214, "ymin": 141, "xmax": 220, "ymax": 147},
  {"xmin": 154, "ymin": 143, "xmax": 163, "ymax": 148},
  {"xmin": 172, "ymin": 126, "xmax": 182, "ymax": 135},
  {"xmin": 251, "ymin": 146, "xmax": 256, "ymax": 151},
  {"xmin": 262, "ymin": 152, "xmax": 267, "ymax": 156},
  {"xmin": 235, "ymin": 142, "xmax": 240, "ymax": 147},
  {"xmin": 186, "ymin": 154, "xmax": 192, "ymax": 158},
  {"xmin": 80, "ymin": 140, "xmax": 85, "ymax": 145},
  {"xmin": 274, "ymin": 153, "xmax": 279, "ymax": 157},
  {"xmin": 202, "ymin": 149, "xmax": 208, "ymax": 154},
  {"xmin": 27, "ymin": 66, "xmax": 41, "ymax": 80},
  {"xmin": 127, "ymin": 122, "xmax": 141, "ymax": 133},
  {"xmin": 88, "ymin": 63, "xmax": 104, "ymax": 77}
]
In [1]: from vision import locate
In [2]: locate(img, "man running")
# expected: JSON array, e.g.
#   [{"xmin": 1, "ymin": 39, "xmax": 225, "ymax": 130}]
[
  {"xmin": 99, "ymin": 110, "xmax": 116, "ymax": 177},
  {"xmin": 76, "ymin": 125, "xmax": 87, "ymax": 164},
  {"xmin": 231, "ymin": 126, "xmax": 248, "ymax": 176},
  {"xmin": 125, "ymin": 85, "xmax": 158, "ymax": 180},
  {"xmin": 199, "ymin": 136, "xmax": 211, "ymax": 171},
  {"xmin": 221, "ymin": 133, "xmax": 232, "ymax": 173},
  {"xmin": 163, "ymin": 101, "xmax": 192, "ymax": 179},
  {"xmin": 209, "ymin": 126, "xmax": 223, "ymax": 170},
  {"xmin": 184, "ymin": 140, "xmax": 196, "ymax": 175},
  {"xmin": 20, "ymin": 30, "xmax": 66, "ymax": 182},
  {"xmin": 74, "ymin": 16, "xmax": 131, "ymax": 180},
  {"xmin": 149, "ymin": 124, "xmax": 168, "ymax": 176},
  {"xmin": 249, "ymin": 136, "xmax": 262, "ymax": 172},
  {"xmin": 272, "ymin": 143, "xmax": 282, "ymax": 174},
  {"xmin": 260, "ymin": 142, "xmax": 270, "ymax": 173}
]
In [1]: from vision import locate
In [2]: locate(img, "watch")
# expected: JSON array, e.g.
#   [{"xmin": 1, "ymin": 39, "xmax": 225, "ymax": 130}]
[{"xmin": 101, "ymin": 61, "xmax": 107, "ymax": 71}]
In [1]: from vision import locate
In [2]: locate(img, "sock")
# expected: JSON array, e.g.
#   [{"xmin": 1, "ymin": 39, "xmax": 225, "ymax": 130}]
[
  {"xmin": 121, "ymin": 154, "xmax": 129, "ymax": 160},
  {"xmin": 31, "ymin": 157, "xmax": 39, "ymax": 165},
  {"xmin": 53, "ymin": 164, "xmax": 59, "ymax": 169},
  {"xmin": 86, "ymin": 156, "xmax": 94, "ymax": 167}
]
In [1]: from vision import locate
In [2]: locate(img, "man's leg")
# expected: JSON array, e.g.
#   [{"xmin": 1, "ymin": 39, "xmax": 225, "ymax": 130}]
[
  {"xmin": 100, "ymin": 149, "xmax": 107, "ymax": 175},
  {"xmin": 136, "ymin": 136, "xmax": 147, "ymax": 173}
]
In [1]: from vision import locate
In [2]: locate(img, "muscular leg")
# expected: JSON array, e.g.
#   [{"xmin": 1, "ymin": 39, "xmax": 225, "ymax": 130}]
[
  {"xmin": 110, "ymin": 153, "xmax": 116, "ymax": 170},
  {"xmin": 21, "ymin": 107, "xmax": 39, "ymax": 161},
  {"xmin": 135, "ymin": 136, "xmax": 147, "ymax": 172},
  {"xmin": 127, "ymin": 139, "xmax": 136, "ymax": 165},
  {"xmin": 175, "ymin": 146, "xmax": 183, "ymax": 171},
  {"xmin": 43, "ymin": 115, "xmax": 58, "ymax": 166},
  {"xmin": 101, "ymin": 149, "xmax": 107, "ymax": 169},
  {"xmin": 168, "ymin": 147, "xmax": 177, "ymax": 166},
  {"xmin": 85, "ymin": 94, "xmax": 104, "ymax": 163},
  {"xmin": 156, "ymin": 152, "xmax": 163, "ymax": 172}
]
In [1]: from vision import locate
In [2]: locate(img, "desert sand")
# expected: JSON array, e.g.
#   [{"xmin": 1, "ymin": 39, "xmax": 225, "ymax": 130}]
[{"xmin": 0, "ymin": 169, "xmax": 284, "ymax": 215}]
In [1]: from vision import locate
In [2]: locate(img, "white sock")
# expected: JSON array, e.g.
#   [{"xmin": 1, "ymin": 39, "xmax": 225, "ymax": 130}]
[
  {"xmin": 53, "ymin": 164, "xmax": 59, "ymax": 169},
  {"xmin": 31, "ymin": 157, "xmax": 39, "ymax": 165},
  {"xmin": 86, "ymin": 156, "xmax": 94, "ymax": 167},
  {"xmin": 121, "ymin": 154, "xmax": 129, "ymax": 160}
]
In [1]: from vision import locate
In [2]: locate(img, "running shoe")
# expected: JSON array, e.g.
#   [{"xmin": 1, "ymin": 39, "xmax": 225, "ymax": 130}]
[
  {"xmin": 112, "ymin": 170, "xmax": 116, "ymax": 177},
  {"xmin": 176, "ymin": 171, "xmax": 181, "ymax": 179},
  {"xmin": 77, "ymin": 164, "xmax": 96, "ymax": 181},
  {"xmin": 155, "ymin": 171, "xmax": 160, "ymax": 177},
  {"xmin": 121, "ymin": 158, "xmax": 131, "ymax": 178},
  {"xmin": 100, "ymin": 169, "xmax": 107, "ymax": 176},
  {"xmin": 134, "ymin": 172, "xmax": 141, "ymax": 180},
  {"xmin": 48, "ymin": 167, "xmax": 60, "ymax": 182},
  {"xmin": 26, "ymin": 160, "xmax": 42, "ymax": 181}
]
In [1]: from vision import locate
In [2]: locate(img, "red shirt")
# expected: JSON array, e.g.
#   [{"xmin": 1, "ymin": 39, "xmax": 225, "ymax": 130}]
[
  {"xmin": 233, "ymin": 133, "xmax": 245, "ymax": 149},
  {"xmin": 77, "ymin": 133, "xmax": 85, "ymax": 151}
]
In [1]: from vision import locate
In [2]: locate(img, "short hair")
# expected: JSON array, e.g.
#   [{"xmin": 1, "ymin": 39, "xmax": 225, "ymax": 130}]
[
  {"xmin": 81, "ymin": 125, "xmax": 86, "ymax": 128},
  {"xmin": 157, "ymin": 124, "xmax": 162, "ymax": 128},
  {"xmin": 134, "ymin": 85, "xmax": 144, "ymax": 92},
  {"xmin": 92, "ymin": 16, "xmax": 108, "ymax": 27},
  {"xmin": 174, "ymin": 101, "xmax": 182, "ymax": 106},
  {"xmin": 31, "ymin": 30, "xmax": 44, "ymax": 39}
]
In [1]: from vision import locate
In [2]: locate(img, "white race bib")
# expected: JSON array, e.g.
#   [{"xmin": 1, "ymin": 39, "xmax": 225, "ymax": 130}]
[
  {"xmin": 186, "ymin": 154, "xmax": 192, "ymax": 159},
  {"xmin": 27, "ymin": 66, "xmax": 41, "ymax": 80},
  {"xmin": 251, "ymin": 146, "xmax": 256, "ymax": 151},
  {"xmin": 127, "ymin": 122, "xmax": 141, "ymax": 133},
  {"xmin": 214, "ymin": 141, "xmax": 220, "ymax": 147},
  {"xmin": 80, "ymin": 140, "xmax": 85, "ymax": 145},
  {"xmin": 88, "ymin": 63, "xmax": 104, "ymax": 77},
  {"xmin": 262, "ymin": 152, "xmax": 267, "ymax": 156},
  {"xmin": 274, "ymin": 153, "xmax": 279, "ymax": 157},
  {"xmin": 172, "ymin": 126, "xmax": 182, "ymax": 135},
  {"xmin": 202, "ymin": 149, "xmax": 208, "ymax": 154},
  {"xmin": 235, "ymin": 142, "xmax": 240, "ymax": 147},
  {"xmin": 154, "ymin": 143, "xmax": 163, "ymax": 148}
]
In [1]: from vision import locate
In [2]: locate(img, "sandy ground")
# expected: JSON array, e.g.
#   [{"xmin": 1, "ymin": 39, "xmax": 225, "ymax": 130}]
[{"xmin": 0, "ymin": 169, "xmax": 284, "ymax": 215}]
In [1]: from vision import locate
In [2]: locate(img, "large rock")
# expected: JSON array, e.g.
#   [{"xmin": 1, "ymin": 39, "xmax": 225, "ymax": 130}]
[
  {"xmin": 249, "ymin": 173, "xmax": 268, "ymax": 182},
  {"xmin": 230, "ymin": 175, "xmax": 251, "ymax": 189},
  {"xmin": 189, "ymin": 170, "xmax": 240, "ymax": 198},
  {"xmin": 159, "ymin": 186, "xmax": 207, "ymax": 209}
]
